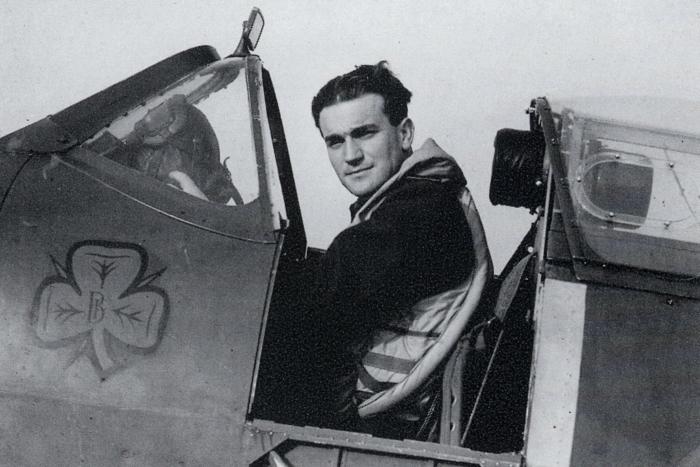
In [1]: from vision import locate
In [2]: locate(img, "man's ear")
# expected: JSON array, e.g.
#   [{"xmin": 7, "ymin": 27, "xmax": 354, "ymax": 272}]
[{"xmin": 397, "ymin": 117, "xmax": 414, "ymax": 151}]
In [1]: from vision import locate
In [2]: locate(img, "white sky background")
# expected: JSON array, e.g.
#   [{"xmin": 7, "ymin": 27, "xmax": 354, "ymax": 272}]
[{"xmin": 2, "ymin": 0, "xmax": 699, "ymax": 271}]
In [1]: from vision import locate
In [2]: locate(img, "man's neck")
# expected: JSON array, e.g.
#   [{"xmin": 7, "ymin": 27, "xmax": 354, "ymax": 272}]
[{"xmin": 350, "ymin": 194, "xmax": 372, "ymax": 217}]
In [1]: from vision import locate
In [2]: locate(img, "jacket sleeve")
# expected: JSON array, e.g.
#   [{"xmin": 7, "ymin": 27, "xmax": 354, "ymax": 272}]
[{"xmin": 313, "ymin": 179, "xmax": 474, "ymax": 341}]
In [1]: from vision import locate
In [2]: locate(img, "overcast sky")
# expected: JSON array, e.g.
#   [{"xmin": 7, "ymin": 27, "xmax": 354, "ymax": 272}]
[{"xmin": 2, "ymin": 0, "xmax": 699, "ymax": 270}]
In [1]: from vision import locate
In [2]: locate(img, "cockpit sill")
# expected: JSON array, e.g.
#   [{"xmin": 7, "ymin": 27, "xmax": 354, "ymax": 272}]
[{"xmin": 243, "ymin": 419, "xmax": 524, "ymax": 466}]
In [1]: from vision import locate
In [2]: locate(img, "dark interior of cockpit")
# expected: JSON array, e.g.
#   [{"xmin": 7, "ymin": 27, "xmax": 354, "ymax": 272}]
[{"xmin": 251, "ymin": 229, "xmax": 535, "ymax": 453}]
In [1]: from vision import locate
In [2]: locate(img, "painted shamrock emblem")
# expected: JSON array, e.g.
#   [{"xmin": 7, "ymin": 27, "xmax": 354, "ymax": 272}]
[{"xmin": 32, "ymin": 240, "xmax": 169, "ymax": 378}]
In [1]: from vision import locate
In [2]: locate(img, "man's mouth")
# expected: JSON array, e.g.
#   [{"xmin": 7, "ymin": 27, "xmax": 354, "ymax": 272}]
[{"xmin": 346, "ymin": 167, "xmax": 371, "ymax": 176}]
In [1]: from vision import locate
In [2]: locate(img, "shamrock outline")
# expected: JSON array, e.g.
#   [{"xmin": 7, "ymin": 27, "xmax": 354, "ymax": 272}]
[{"xmin": 30, "ymin": 240, "xmax": 169, "ymax": 379}]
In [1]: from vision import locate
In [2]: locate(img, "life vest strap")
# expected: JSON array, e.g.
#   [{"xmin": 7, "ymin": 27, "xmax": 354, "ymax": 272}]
[
  {"xmin": 363, "ymin": 351, "xmax": 417, "ymax": 374},
  {"xmin": 358, "ymin": 363, "xmax": 397, "ymax": 393},
  {"xmin": 380, "ymin": 324, "xmax": 441, "ymax": 339}
]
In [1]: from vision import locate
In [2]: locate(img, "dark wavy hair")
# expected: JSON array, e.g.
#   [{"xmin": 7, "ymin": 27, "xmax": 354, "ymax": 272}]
[{"xmin": 311, "ymin": 61, "xmax": 412, "ymax": 130}]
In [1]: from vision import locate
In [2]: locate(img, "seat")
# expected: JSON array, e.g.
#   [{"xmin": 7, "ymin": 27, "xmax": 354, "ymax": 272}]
[{"xmin": 444, "ymin": 228, "xmax": 537, "ymax": 450}]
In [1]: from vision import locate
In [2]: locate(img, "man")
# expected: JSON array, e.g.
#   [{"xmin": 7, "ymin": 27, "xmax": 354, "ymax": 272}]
[{"xmin": 309, "ymin": 61, "xmax": 488, "ymax": 435}]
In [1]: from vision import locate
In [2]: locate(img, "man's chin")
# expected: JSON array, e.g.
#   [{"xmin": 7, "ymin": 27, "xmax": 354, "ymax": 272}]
[
  {"xmin": 344, "ymin": 181, "xmax": 379, "ymax": 198},
  {"xmin": 342, "ymin": 172, "xmax": 390, "ymax": 197},
  {"xmin": 348, "ymin": 187, "xmax": 376, "ymax": 198}
]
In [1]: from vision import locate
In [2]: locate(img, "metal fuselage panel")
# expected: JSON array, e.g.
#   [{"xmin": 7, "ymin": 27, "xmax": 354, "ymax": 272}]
[
  {"xmin": 570, "ymin": 283, "xmax": 700, "ymax": 466},
  {"xmin": 524, "ymin": 277, "xmax": 587, "ymax": 467},
  {"xmin": 0, "ymin": 155, "xmax": 278, "ymax": 465},
  {"xmin": 525, "ymin": 269, "xmax": 700, "ymax": 466}
]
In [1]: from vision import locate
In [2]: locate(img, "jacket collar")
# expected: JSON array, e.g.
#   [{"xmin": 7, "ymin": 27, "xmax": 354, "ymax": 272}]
[{"xmin": 350, "ymin": 138, "xmax": 467, "ymax": 221}]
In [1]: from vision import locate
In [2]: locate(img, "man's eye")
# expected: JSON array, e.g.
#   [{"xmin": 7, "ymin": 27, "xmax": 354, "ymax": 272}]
[
  {"xmin": 356, "ymin": 129, "xmax": 377, "ymax": 139},
  {"xmin": 326, "ymin": 137, "xmax": 344, "ymax": 149}
]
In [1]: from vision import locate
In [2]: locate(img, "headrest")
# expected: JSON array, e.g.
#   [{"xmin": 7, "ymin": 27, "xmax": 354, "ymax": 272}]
[{"xmin": 489, "ymin": 128, "xmax": 546, "ymax": 210}]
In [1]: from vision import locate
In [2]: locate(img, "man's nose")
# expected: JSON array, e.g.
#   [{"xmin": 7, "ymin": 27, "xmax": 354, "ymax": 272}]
[{"xmin": 343, "ymin": 138, "xmax": 363, "ymax": 164}]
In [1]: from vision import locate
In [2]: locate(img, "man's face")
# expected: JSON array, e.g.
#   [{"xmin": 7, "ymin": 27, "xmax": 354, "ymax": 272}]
[{"xmin": 319, "ymin": 93, "xmax": 413, "ymax": 197}]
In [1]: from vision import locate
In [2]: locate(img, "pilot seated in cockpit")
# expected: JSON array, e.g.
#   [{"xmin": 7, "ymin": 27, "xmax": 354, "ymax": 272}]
[{"xmin": 127, "ymin": 94, "xmax": 242, "ymax": 205}]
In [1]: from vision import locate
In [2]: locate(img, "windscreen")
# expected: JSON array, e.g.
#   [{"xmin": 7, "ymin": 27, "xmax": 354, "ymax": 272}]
[
  {"xmin": 560, "ymin": 108, "xmax": 700, "ymax": 276},
  {"xmin": 84, "ymin": 60, "xmax": 259, "ymax": 206}
]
